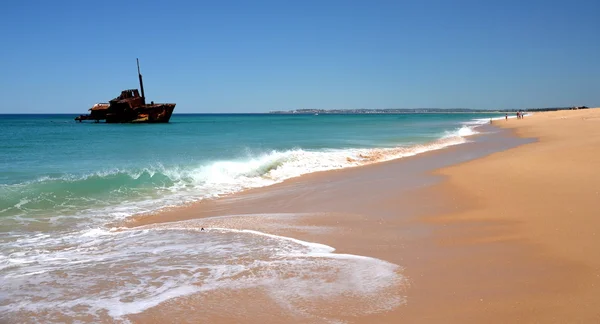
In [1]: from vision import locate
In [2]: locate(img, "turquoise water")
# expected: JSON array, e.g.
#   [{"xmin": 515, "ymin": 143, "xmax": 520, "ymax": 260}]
[
  {"xmin": 0, "ymin": 113, "xmax": 502, "ymax": 224},
  {"xmin": 0, "ymin": 112, "xmax": 503, "ymax": 322},
  {"xmin": 1, "ymin": 113, "xmax": 501, "ymax": 223}
]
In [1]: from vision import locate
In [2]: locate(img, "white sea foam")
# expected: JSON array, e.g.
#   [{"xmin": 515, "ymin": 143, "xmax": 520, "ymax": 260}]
[
  {"xmin": 456, "ymin": 125, "xmax": 479, "ymax": 137},
  {"xmin": 0, "ymin": 217, "xmax": 405, "ymax": 322}
]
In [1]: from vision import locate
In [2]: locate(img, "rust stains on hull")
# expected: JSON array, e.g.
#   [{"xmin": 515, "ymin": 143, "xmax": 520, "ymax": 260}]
[
  {"xmin": 75, "ymin": 103, "xmax": 176, "ymax": 123},
  {"xmin": 75, "ymin": 59, "xmax": 176, "ymax": 124}
]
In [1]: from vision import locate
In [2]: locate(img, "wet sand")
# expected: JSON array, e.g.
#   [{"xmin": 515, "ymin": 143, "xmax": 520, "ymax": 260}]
[{"xmin": 127, "ymin": 109, "xmax": 600, "ymax": 323}]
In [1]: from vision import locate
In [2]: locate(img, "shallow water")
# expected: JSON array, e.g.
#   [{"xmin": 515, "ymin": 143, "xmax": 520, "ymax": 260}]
[
  {"xmin": 0, "ymin": 113, "xmax": 502, "ymax": 225},
  {"xmin": 0, "ymin": 113, "xmax": 504, "ymax": 322},
  {"xmin": 1, "ymin": 215, "xmax": 404, "ymax": 323}
]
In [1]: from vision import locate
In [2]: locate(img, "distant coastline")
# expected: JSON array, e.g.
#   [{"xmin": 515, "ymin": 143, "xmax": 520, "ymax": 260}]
[
  {"xmin": 0, "ymin": 106, "xmax": 591, "ymax": 116},
  {"xmin": 269, "ymin": 106, "xmax": 589, "ymax": 114}
]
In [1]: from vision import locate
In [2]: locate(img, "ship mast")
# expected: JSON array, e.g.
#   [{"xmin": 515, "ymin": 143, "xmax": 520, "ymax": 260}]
[{"xmin": 137, "ymin": 58, "xmax": 146, "ymax": 105}]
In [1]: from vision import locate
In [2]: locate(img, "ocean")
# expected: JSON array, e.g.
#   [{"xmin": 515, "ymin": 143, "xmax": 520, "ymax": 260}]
[{"xmin": 0, "ymin": 113, "xmax": 503, "ymax": 322}]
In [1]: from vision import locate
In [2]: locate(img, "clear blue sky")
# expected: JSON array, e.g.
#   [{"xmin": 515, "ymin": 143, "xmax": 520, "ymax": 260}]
[{"xmin": 1, "ymin": 0, "xmax": 598, "ymax": 113}]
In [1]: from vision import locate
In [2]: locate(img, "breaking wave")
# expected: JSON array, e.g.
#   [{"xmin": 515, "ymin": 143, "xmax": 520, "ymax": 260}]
[{"xmin": 0, "ymin": 124, "xmax": 482, "ymax": 224}]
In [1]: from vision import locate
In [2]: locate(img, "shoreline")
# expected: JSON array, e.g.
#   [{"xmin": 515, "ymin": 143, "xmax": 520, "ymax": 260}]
[
  {"xmin": 126, "ymin": 108, "xmax": 600, "ymax": 323},
  {"xmin": 123, "ymin": 119, "xmax": 530, "ymax": 322},
  {"xmin": 125, "ymin": 121, "xmax": 528, "ymax": 228},
  {"xmin": 0, "ymin": 113, "xmax": 532, "ymax": 324},
  {"xmin": 128, "ymin": 112, "xmax": 532, "ymax": 227}
]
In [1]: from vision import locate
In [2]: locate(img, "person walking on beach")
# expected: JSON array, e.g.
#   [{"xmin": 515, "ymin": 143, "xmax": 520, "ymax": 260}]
[
  {"xmin": 517, "ymin": 111, "xmax": 521, "ymax": 119},
  {"xmin": 505, "ymin": 113, "xmax": 508, "ymax": 120}
]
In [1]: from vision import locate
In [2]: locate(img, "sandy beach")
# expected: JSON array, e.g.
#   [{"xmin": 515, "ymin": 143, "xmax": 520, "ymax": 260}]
[
  {"xmin": 416, "ymin": 108, "xmax": 600, "ymax": 323},
  {"xmin": 127, "ymin": 108, "xmax": 600, "ymax": 323}
]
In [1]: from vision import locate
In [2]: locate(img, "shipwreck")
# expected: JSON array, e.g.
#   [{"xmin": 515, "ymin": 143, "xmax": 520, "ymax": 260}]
[{"xmin": 75, "ymin": 59, "xmax": 175, "ymax": 123}]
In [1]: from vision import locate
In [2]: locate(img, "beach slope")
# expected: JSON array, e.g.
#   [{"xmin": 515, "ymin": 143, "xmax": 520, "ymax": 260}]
[{"xmin": 417, "ymin": 108, "xmax": 600, "ymax": 323}]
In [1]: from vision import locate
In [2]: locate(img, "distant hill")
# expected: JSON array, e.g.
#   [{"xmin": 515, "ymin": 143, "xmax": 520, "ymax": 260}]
[{"xmin": 268, "ymin": 107, "xmax": 581, "ymax": 114}]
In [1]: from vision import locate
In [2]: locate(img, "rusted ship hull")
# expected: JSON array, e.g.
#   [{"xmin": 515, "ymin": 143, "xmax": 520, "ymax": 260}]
[
  {"xmin": 75, "ymin": 104, "xmax": 176, "ymax": 123},
  {"xmin": 75, "ymin": 59, "xmax": 176, "ymax": 124},
  {"xmin": 127, "ymin": 104, "xmax": 176, "ymax": 123}
]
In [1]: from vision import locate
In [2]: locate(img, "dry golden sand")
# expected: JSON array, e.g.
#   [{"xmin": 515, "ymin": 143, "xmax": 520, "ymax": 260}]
[
  {"xmin": 128, "ymin": 109, "xmax": 600, "ymax": 323},
  {"xmin": 403, "ymin": 108, "xmax": 600, "ymax": 323}
]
